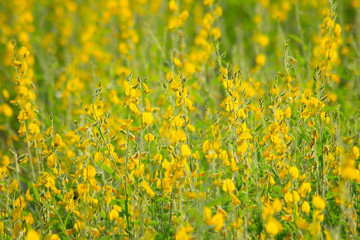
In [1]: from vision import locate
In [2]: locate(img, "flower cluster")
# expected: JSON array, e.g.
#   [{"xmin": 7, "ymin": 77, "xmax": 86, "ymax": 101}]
[{"xmin": 0, "ymin": 0, "xmax": 359, "ymax": 239}]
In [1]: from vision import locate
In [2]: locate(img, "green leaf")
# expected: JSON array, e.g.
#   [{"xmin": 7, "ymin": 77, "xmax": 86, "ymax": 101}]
[
  {"xmin": 325, "ymin": 191, "xmax": 335, "ymax": 200},
  {"xmin": 272, "ymin": 185, "xmax": 282, "ymax": 194},
  {"xmin": 19, "ymin": 175, "xmax": 40, "ymax": 202},
  {"xmin": 208, "ymin": 195, "xmax": 230, "ymax": 207},
  {"xmin": 64, "ymin": 211, "xmax": 73, "ymax": 228},
  {"xmin": 288, "ymin": 34, "xmax": 302, "ymax": 45},
  {"xmin": 101, "ymin": 209, "xmax": 107, "ymax": 219},
  {"xmin": 55, "ymin": 194, "xmax": 64, "ymax": 201},
  {"xmin": 96, "ymin": 161, "xmax": 122, "ymax": 182}
]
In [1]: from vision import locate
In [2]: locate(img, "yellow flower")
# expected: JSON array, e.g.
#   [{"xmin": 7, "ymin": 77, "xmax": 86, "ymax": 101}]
[
  {"xmin": 253, "ymin": 33, "xmax": 269, "ymax": 46},
  {"xmin": 320, "ymin": 112, "xmax": 330, "ymax": 124},
  {"xmin": 25, "ymin": 212, "xmax": 34, "ymax": 225},
  {"xmin": 275, "ymin": 108, "xmax": 284, "ymax": 121},
  {"xmin": 2, "ymin": 89, "xmax": 9, "ymax": 99},
  {"xmin": 94, "ymin": 100, "xmax": 104, "ymax": 117},
  {"xmin": 109, "ymin": 209, "xmax": 119, "ymax": 221},
  {"xmin": 52, "ymin": 134, "xmax": 63, "ymax": 148},
  {"xmin": 256, "ymin": 54, "xmax": 266, "ymax": 66},
  {"xmin": 203, "ymin": 0, "xmax": 214, "ymax": 6},
  {"xmin": 0, "ymin": 155, "xmax": 10, "ymax": 167},
  {"xmin": 222, "ymin": 179, "xmax": 235, "ymax": 193},
  {"xmin": 284, "ymin": 192, "xmax": 293, "ymax": 204},
  {"xmin": 169, "ymin": 0, "xmax": 178, "ymax": 12},
  {"xmin": 153, "ymin": 153, "xmax": 163, "ymax": 165},
  {"xmin": 289, "ymin": 166, "xmax": 299, "ymax": 179},
  {"xmin": 141, "ymin": 181, "xmax": 155, "ymax": 198},
  {"xmin": 269, "ymin": 176, "xmax": 275, "ymax": 186},
  {"xmin": 45, "ymin": 126, "xmax": 53, "ymax": 137},
  {"xmin": 239, "ymin": 132, "xmax": 252, "ymax": 140},
  {"xmin": 130, "ymin": 103, "xmax": 141, "ymax": 115},
  {"xmin": 203, "ymin": 207, "xmax": 212, "ymax": 223},
  {"xmin": 184, "ymin": 62, "xmax": 196, "ymax": 76},
  {"xmin": 166, "ymin": 71, "xmax": 174, "ymax": 81},
  {"xmin": 309, "ymin": 221, "xmax": 321, "ymax": 236},
  {"xmin": 298, "ymin": 182, "xmax": 311, "ymax": 198},
  {"xmin": 18, "ymin": 110, "xmax": 27, "ymax": 123},
  {"xmin": 9, "ymin": 179, "xmax": 18, "ymax": 194},
  {"xmin": 262, "ymin": 205, "xmax": 275, "ymax": 221},
  {"xmin": 74, "ymin": 220, "xmax": 84, "ymax": 232},
  {"xmin": 181, "ymin": 144, "xmax": 191, "ymax": 157},
  {"xmin": 284, "ymin": 106, "xmax": 292, "ymax": 118},
  {"xmin": 171, "ymin": 78, "xmax": 182, "ymax": 91},
  {"xmin": 46, "ymin": 234, "xmax": 61, "ymax": 240},
  {"xmin": 230, "ymin": 193, "xmax": 241, "ymax": 205},
  {"xmin": 0, "ymin": 104, "xmax": 13, "ymax": 117},
  {"xmin": 28, "ymin": 121, "xmax": 40, "ymax": 135},
  {"xmin": 353, "ymin": 146, "xmax": 359, "ymax": 159},
  {"xmin": 237, "ymin": 141, "xmax": 248, "ymax": 154},
  {"xmin": 47, "ymin": 154, "xmax": 57, "ymax": 168},
  {"xmin": 293, "ymin": 191, "xmax": 300, "ymax": 203},
  {"xmin": 301, "ymin": 201, "xmax": 310, "ymax": 214},
  {"xmin": 312, "ymin": 195, "xmax": 326, "ymax": 210},
  {"xmin": 210, "ymin": 27, "xmax": 222, "ymax": 40},
  {"xmin": 173, "ymin": 57, "xmax": 182, "ymax": 68},
  {"xmin": 142, "ymin": 112, "xmax": 154, "ymax": 126},
  {"xmin": 176, "ymin": 226, "xmax": 191, "ymax": 240},
  {"xmin": 142, "ymin": 83, "xmax": 152, "ymax": 94},
  {"xmin": 83, "ymin": 165, "xmax": 96, "ymax": 180},
  {"xmin": 341, "ymin": 166, "xmax": 357, "ymax": 180},
  {"xmin": 265, "ymin": 217, "xmax": 283, "ymax": 236},
  {"xmin": 26, "ymin": 229, "xmax": 40, "ymax": 240},
  {"xmin": 175, "ymin": 223, "xmax": 193, "ymax": 240},
  {"xmin": 20, "ymin": 47, "xmax": 30, "ymax": 58},
  {"xmin": 237, "ymin": 109, "xmax": 246, "ymax": 119},
  {"xmin": 209, "ymin": 212, "xmax": 225, "ymax": 232},
  {"xmin": 174, "ymin": 115, "xmax": 185, "ymax": 127},
  {"xmin": 273, "ymin": 199, "xmax": 282, "ymax": 213},
  {"xmin": 334, "ymin": 23, "xmax": 341, "ymax": 37},
  {"xmin": 25, "ymin": 188, "xmax": 33, "ymax": 202},
  {"xmin": 232, "ymin": 217, "xmax": 243, "ymax": 229},
  {"xmin": 145, "ymin": 133, "xmax": 155, "ymax": 142},
  {"xmin": 134, "ymin": 164, "xmax": 145, "ymax": 178},
  {"xmin": 14, "ymin": 197, "xmax": 25, "ymax": 210},
  {"xmin": 77, "ymin": 183, "xmax": 89, "ymax": 197},
  {"xmin": 296, "ymin": 217, "xmax": 309, "ymax": 230},
  {"xmin": 313, "ymin": 210, "xmax": 324, "ymax": 222}
]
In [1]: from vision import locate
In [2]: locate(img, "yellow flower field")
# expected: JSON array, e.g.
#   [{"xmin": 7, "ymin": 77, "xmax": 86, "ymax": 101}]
[{"xmin": 0, "ymin": 0, "xmax": 360, "ymax": 239}]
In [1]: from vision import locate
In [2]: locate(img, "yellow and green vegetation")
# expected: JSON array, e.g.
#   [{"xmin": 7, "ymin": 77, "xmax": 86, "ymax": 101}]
[{"xmin": 1, "ymin": 0, "xmax": 360, "ymax": 239}]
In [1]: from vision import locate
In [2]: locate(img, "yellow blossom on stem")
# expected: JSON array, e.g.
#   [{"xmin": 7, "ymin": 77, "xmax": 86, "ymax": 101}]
[
  {"xmin": 256, "ymin": 54, "xmax": 266, "ymax": 66},
  {"xmin": 265, "ymin": 217, "xmax": 283, "ymax": 236},
  {"xmin": 222, "ymin": 178, "xmax": 235, "ymax": 193},
  {"xmin": 145, "ymin": 133, "xmax": 155, "ymax": 142},
  {"xmin": 52, "ymin": 134, "xmax": 63, "ymax": 148},
  {"xmin": 181, "ymin": 144, "xmax": 191, "ymax": 157},
  {"xmin": 142, "ymin": 112, "xmax": 154, "ymax": 126},
  {"xmin": 289, "ymin": 166, "xmax": 299, "ymax": 179},
  {"xmin": 26, "ymin": 229, "xmax": 40, "ymax": 240},
  {"xmin": 301, "ymin": 201, "xmax": 310, "ymax": 214},
  {"xmin": 312, "ymin": 195, "xmax": 326, "ymax": 210}
]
